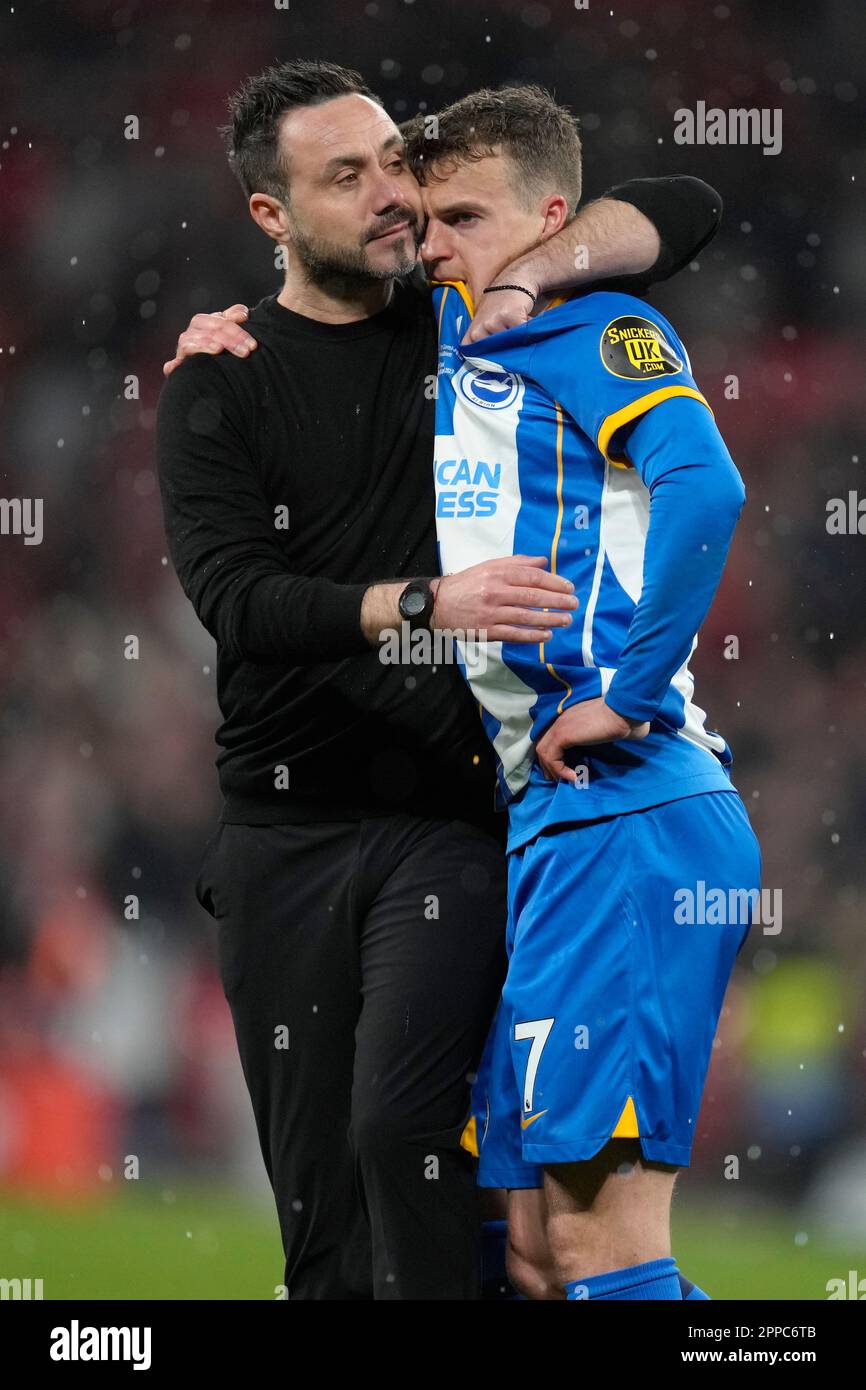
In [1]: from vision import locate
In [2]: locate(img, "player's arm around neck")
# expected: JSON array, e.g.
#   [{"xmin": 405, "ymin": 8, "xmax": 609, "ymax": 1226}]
[{"xmin": 520, "ymin": 194, "xmax": 661, "ymax": 299}]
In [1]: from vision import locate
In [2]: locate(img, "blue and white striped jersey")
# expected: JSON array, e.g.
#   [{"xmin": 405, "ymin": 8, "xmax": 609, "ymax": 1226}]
[{"xmin": 432, "ymin": 282, "xmax": 746, "ymax": 852}]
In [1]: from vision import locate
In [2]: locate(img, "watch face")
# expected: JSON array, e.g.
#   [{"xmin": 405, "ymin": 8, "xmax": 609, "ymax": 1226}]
[{"xmin": 402, "ymin": 588, "xmax": 427, "ymax": 617}]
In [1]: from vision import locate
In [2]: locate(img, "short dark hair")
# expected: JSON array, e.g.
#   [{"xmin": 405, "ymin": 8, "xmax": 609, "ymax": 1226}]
[
  {"xmin": 402, "ymin": 84, "xmax": 582, "ymax": 215},
  {"xmin": 224, "ymin": 59, "xmax": 383, "ymax": 201}
]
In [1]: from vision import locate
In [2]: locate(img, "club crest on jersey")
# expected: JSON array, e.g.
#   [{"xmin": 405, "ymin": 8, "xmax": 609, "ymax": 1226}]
[
  {"xmin": 458, "ymin": 367, "xmax": 520, "ymax": 411},
  {"xmin": 600, "ymin": 315, "xmax": 683, "ymax": 380}
]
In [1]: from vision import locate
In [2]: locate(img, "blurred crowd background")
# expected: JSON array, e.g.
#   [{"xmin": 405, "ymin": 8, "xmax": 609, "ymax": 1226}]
[{"xmin": 1, "ymin": 0, "xmax": 865, "ymax": 1286}]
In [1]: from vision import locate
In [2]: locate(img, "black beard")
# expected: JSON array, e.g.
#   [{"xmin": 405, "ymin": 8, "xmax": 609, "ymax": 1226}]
[{"xmin": 288, "ymin": 219, "xmax": 420, "ymax": 291}]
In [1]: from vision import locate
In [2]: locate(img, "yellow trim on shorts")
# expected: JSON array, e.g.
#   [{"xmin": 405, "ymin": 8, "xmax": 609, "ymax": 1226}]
[
  {"xmin": 460, "ymin": 1115, "xmax": 479, "ymax": 1158},
  {"xmin": 611, "ymin": 1095, "xmax": 640, "ymax": 1139}
]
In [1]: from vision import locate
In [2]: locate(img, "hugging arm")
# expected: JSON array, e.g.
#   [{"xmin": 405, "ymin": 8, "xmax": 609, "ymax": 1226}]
[{"xmin": 463, "ymin": 176, "xmax": 721, "ymax": 343}]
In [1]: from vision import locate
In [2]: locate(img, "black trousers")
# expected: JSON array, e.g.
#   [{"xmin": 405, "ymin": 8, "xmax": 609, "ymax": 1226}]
[{"xmin": 196, "ymin": 814, "xmax": 507, "ymax": 1300}]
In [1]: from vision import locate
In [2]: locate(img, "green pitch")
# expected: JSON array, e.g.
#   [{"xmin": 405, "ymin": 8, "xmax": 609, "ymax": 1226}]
[{"xmin": 0, "ymin": 1187, "xmax": 858, "ymax": 1300}]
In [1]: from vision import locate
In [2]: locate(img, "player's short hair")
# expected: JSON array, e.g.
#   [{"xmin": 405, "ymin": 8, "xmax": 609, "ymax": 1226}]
[
  {"xmin": 402, "ymin": 85, "xmax": 582, "ymax": 216},
  {"xmin": 224, "ymin": 59, "xmax": 383, "ymax": 201}
]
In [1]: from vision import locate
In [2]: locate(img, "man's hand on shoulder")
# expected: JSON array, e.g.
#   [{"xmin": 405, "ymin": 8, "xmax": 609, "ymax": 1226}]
[
  {"xmin": 162, "ymin": 304, "xmax": 258, "ymax": 377},
  {"xmin": 536, "ymin": 697, "xmax": 650, "ymax": 783}
]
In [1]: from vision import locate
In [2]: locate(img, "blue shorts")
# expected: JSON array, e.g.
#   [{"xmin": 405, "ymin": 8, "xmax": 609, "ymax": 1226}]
[{"xmin": 475, "ymin": 790, "xmax": 762, "ymax": 1186}]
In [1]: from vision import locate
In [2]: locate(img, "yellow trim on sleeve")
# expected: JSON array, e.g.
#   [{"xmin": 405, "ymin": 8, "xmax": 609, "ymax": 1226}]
[
  {"xmin": 611, "ymin": 1095, "xmax": 640, "ymax": 1139},
  {"xmin": 597, "ymin": 385, "xmax": 713, "ymax": 468}
]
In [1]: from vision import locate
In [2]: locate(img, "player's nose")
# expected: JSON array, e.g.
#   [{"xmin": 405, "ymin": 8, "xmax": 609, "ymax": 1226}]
[{"xmin": 421, "ymin": 220, "xmax": 449, "ymax": 268}]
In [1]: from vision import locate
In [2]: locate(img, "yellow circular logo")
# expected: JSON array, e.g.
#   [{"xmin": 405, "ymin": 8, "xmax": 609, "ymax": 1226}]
[{"xmin": 600, "ymin": 315, "xmax": 683, "ymax": 380}]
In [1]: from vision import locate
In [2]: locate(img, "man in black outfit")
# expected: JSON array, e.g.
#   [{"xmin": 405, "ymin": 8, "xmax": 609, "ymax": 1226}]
[{"xmin": 157, "ymin": 60, "xmax": 721, "ymax": 1300}]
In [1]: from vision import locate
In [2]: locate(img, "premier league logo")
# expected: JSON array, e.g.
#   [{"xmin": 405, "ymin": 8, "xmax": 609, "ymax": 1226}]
[{"xmin": 458, "ymin": 367, "xmax": 520, "ymax": 411}]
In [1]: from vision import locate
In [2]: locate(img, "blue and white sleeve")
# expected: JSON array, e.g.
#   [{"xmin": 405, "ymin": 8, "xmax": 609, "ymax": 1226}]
[{"xmin": 603, "ymin": 396, "xmax": 746, "ymax": 724}]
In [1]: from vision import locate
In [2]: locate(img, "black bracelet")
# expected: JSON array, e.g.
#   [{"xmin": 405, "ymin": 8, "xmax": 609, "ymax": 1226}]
[{"xmin": 482, "ymin": 283, "xmax": 538, "ymax": 306}]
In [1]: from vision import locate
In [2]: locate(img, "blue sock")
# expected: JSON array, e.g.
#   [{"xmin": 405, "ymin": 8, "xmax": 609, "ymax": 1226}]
[
  {"xmin": 679, "ymin": 1274, "xmax": 711, "ymax": 1300},
  {"xmin": 481, "ymin": 1219, "xmax": 519, "ymax": 1300},
  {"xmin": 565, "ymin": 1257, "xmax": 682, "ymax": 1300}
]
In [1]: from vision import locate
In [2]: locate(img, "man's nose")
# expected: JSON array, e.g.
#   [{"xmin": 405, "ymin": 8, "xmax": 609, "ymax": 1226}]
[
  {"xmin": 421, "ymin": 221, "xmax": 448, "ymax": 265},
  {"xmin": 372, "ymin": 168, "xmax": 413, "ymax": 216}
]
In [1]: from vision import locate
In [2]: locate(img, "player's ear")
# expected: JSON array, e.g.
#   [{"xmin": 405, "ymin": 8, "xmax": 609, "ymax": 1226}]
[
  {"xmin": 249, "ymin": 192, "xmax": 291, "ymax": 243},
  {"xmin": 538, "ymin": 193, "xmax": 569, "ymax": 243}
]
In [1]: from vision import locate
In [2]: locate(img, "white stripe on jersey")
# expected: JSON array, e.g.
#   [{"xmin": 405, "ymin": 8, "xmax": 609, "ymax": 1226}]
[
  {"xmin": 437, "ymin": 358, "xmax": 537, "ymax": 793},
  {"xmin": 669, "ymin": 648, "xmax": 729, "ymax": 757}
]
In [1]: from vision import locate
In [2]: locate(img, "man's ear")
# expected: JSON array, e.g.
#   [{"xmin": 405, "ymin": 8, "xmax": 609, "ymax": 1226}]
[
  {"xmin": 249, "ymin": 193, "xmax": 291, "ymax": 243},
  {"xmin": 539, "ymin": 193, "xmax": 569, "ymax": 242}
]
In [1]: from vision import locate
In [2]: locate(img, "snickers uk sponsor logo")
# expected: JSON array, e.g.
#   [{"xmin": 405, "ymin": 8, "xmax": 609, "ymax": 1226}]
[{"xmin": 600, "ymin": 316, "xmax": 683, "ymax": 380}]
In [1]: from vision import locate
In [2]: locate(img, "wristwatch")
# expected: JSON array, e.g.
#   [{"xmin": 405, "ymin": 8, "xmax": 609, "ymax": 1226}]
[{"xmin": 398, "ymin": 578, "xmax": 436, "ymax": 632}]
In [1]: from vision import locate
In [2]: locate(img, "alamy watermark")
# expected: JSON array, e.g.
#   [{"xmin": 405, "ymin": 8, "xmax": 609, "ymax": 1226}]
[
  {"xmin": 674, "ymin": 881, "xmax": 782, "ymax": 935},
  {"xmin": 674, "ymin": 101, "xmax": 782, "ymax": 156},
  {"xmin": 826, "ymin": 1270, "xmax": 866, "ymax": 1299},
  {"xmin": 50, "ymin": 1321, "xmax": 151, "ymax": 1369},
  {"xmin": 0, "ymin": 1276, "xmax": 44, "ymax": 1299},
  {"xmin": 0, "ymin": 497, "xmax": 43, "ymax": 544},
  {"xmin": 826, "ymin": 491, "xmax": 866, "ymax": 534},
  {"xmin": 378, "ymin": 621, "xmax": 489, "ymax": 675}
]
